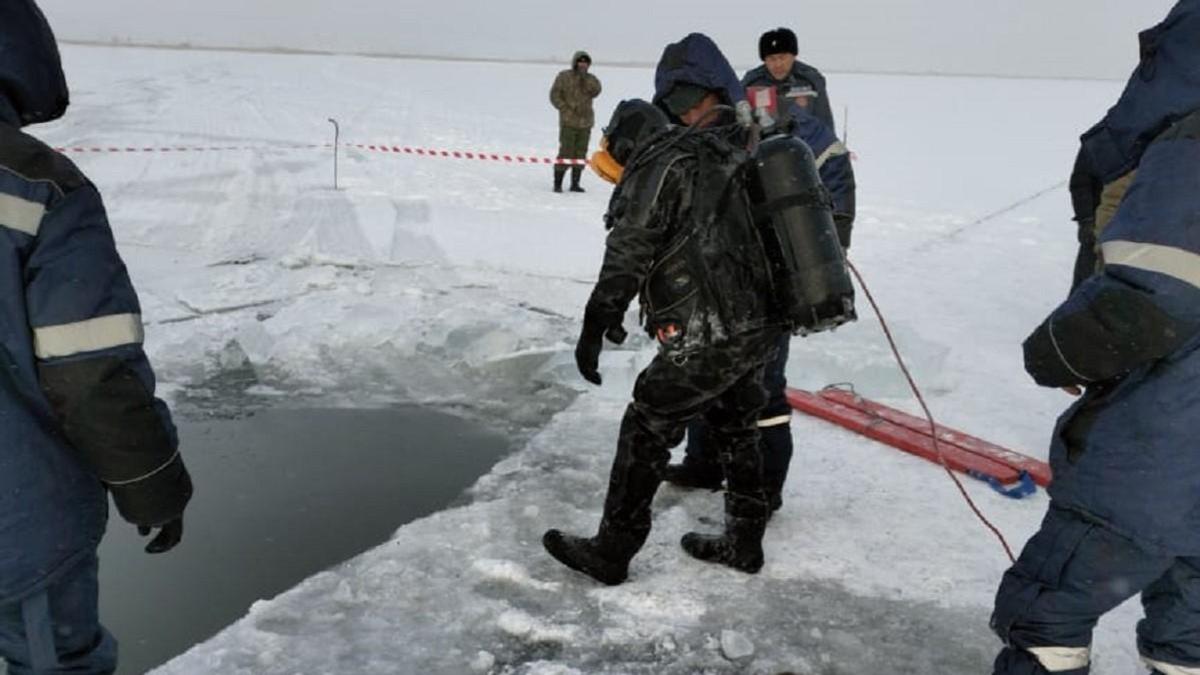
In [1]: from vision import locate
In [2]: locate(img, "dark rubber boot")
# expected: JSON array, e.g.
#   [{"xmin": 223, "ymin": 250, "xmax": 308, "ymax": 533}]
[
  {"xmin": 544, "ymin": 406, "xmax": 670, "ymax": 584},
  {"xmin": 663, "ymin": 458, "xmax": 724, "ymax": 490},
  {"xmin": 542, "ymin": 525, "xmax": 637, "ymax": 586},
  {"xmin": 681, "ymin": 515, "xmax": 768, "ymax": 573},
  {"xmin": 681, "ymin": 494, "xmax": 768, "ymax": 573},
  {"xmin": 569, "ymin": 165, "xmax": 585, "ymax": 192},
  {"xmin": 553, "ymin": 165, "xmax": 567, "ymax": 193},
  {"xmin": 544, "ymin": 512, "xmax": 651, "ymax": 586}
]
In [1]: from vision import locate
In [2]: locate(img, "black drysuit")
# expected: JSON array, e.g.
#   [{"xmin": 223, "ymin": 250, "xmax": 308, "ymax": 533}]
[{"xmin": 573, "ymin": 121, "xmax": 783, "ymax": 566}]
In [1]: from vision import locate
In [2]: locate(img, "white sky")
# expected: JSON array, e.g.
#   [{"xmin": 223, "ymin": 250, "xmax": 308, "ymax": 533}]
[{"xmin": 40, "ymin": 0, "xmax": 1175, "ymax": 80}]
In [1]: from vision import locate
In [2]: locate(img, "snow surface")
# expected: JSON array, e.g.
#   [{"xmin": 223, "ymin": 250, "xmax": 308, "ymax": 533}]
[{"xmin": 25, "ymin": 45, "xmax": 1150, "ymax": 673}]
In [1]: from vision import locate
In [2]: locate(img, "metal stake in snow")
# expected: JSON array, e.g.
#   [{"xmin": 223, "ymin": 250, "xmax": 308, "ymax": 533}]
[{"xmin": 327, "ymin": 118, "xmax": 340, "ymax": 190}]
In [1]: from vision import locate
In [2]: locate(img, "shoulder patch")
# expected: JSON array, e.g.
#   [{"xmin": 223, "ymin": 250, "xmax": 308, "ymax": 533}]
[{"xmin": 0, "ymin": 126, "xmax": 88, "ymax": 197}]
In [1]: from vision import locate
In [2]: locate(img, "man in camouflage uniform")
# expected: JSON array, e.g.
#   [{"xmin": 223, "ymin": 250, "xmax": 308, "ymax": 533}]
[
  {"xmin": 542, "ymin": 33, "xmax": 782, "ymax": 585},
  {"xmin": 549, "ymin": 50, "xmax": 601, "ymax": 193}
]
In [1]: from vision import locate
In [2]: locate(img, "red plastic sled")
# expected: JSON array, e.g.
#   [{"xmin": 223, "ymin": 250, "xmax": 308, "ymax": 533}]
[{"xmin": 786, "ymin": 387, "xmax": 1052, "ymax": 494}]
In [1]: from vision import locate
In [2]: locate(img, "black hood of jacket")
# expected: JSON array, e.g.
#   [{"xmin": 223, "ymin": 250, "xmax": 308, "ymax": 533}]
[{"xmin": 0, "ymin": 0, "xmax": 68, "ymax": 127}]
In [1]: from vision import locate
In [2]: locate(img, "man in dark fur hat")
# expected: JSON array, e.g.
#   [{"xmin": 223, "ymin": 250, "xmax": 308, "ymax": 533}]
[{"xmin": 742, "ymin": 27, "xmax": 836, "ymax": 134}]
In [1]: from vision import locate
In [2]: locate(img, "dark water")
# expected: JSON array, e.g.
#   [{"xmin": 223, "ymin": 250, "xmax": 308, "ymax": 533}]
[{"xmin": 96, "ymin": 407, "xmax": 511, "ymax": 675}]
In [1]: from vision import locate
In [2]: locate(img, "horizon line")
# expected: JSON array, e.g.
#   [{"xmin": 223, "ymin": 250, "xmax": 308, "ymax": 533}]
[{"xmin": 60, "ymin": 39, "xmax": 1123, "ymax": 84}]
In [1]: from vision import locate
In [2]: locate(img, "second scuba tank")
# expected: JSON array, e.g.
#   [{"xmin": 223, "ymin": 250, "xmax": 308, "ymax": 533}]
[{"xmin": 746, "ymin": 133, "xmax": 856, "ymax": 335}]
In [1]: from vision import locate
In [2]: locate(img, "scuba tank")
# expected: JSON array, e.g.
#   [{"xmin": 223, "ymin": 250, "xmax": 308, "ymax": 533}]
[{"xmin": 745, "ymin": 133, "xmax": 856, "ymax": 335}]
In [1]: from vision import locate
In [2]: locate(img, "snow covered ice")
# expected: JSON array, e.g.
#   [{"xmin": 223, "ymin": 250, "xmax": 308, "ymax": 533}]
[{"xmin": 21, "ymin": 44, "xmax": 1150, "ymax": 673}]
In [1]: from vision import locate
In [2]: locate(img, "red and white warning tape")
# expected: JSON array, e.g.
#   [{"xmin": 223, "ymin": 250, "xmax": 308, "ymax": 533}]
[
  {"xmin": 347, "ymin": 144, "xmax": 588, "ymax": 165},
  {"xmin": 54, "ymin": 144, "xmax": 322, "ymax": 154},
  {"xmin": 54, "ymin": 141, "xmax": 589, "ymax": 165}
]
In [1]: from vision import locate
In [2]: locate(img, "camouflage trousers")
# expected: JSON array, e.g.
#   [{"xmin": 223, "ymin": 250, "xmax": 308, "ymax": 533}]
[{"xmin": 557, "ymin": 126, "xmax": 591, "ymax": 160}]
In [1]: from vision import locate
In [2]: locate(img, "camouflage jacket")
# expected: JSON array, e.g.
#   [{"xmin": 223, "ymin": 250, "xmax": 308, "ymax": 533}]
[{"xmin": 550, "ymin": 51, "xmax": 602, "ymax": 129}]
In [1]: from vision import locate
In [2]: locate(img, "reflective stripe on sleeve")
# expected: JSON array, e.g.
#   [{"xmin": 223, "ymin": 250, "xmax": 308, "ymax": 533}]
[
  {"xmin": 1028, "ymin": 646, "xmax": 1090, "ymax": 672},
  {"xmin": 1047, "ymin": 315, "xmax": 1093, "ymax": 383},
  {"xmin": 1101, "ymin": 240, "xmax": 1200, "ymax": 290},
  {"xmin": 757, "ymin": 414, "xmax": 792, "ymax": 428},
  {"xmin": 105, "ymin": 451, "xmax": 180, "ymax": 487},
  {"xmin": 33, "ymin": 313, "xmax": 144, "ymax": 359},
  {"xmin": 815, "ymin": 141, "xmax": 849, "ymax": 169},
  {"xmin": 0, "ymin": 193, "xmax": 46, "ymax": 237},
  {"xmin": 1142, "ymin": 657, "xmax": 1200, "ymax": 675}
]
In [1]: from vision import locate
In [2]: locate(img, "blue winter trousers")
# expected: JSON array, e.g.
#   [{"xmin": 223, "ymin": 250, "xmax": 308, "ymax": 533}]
[
  {"xmin": 0, "ymin": 553, "xmax": 116, "ymax": 675},
  {"xmin": 992, "ymin": 505, "xmax": 1200, "ymax": 674}
]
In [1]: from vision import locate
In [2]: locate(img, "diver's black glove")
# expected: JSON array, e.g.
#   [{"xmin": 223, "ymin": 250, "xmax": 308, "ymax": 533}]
[{"xmin": 574, "ymin": 312, "xmax": 626, "ymax": 386}]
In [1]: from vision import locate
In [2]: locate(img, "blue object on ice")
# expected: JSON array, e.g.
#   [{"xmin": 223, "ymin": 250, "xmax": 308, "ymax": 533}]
[{"xmin": 971, "ymin": 470, "xmax": 1038, "ymax": 500}]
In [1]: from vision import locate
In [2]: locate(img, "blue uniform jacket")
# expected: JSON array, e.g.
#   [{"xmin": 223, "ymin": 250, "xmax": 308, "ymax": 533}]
[
  {"xmin": 0, "ymin": 0, "xmax": 185, "ymax": 604},
  {"xmin": 1027, "ymin": 110, "xmax": 1200, "ymax": 555}
]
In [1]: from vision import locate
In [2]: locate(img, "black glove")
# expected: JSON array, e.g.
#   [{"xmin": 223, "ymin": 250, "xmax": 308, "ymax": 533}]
[
  {"xmin": 138, "ymin": 518, "xmax": 184, "ymax": 554},
  {"xmin": 1022, "ymin": 319, "xmax": 1085, "ymax": 388},
  {"xmin": 574, "ymin": 312, "xmax": 627, "ymax": 385},
  {"xmin": 109, "ymin": 455, "xmax": 193, "ymax": 553}
]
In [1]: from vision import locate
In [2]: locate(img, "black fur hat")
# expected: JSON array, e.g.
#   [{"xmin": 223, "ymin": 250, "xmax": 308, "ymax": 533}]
[{"xmin": 758, "ymin": 27, "xmax": 798, "ymax": 60}]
